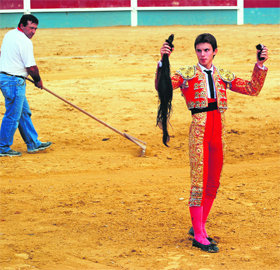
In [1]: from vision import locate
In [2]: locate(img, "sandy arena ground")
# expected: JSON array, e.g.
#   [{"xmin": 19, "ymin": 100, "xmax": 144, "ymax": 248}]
[{"xmin": 0, "ymin": 24, "xmax": 279, "ymax": 270}]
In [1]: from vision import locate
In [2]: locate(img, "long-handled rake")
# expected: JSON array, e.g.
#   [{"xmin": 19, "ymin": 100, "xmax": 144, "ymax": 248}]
[{"xmin": 26, "ymin": 78, "xmax": 146, "ymax": 156}]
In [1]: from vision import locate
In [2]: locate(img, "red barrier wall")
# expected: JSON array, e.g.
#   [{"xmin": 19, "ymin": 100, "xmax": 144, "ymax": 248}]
[
  {"xmin": 0, "ymin": 0, "xmax": 23, "ymax": 9},
  {"xmin": 138, "ymin": 0, "xmax": 237, "ymax": 7},
  {"xmin": 0, "ymin": 0, "xmax": 279, "ymax": 10},
  {"xmin": 31, "ymin": 0, "xmax": 130, "ymax": 9},
  {"xmin": 244, "ymin": 0, "xmax": 280, "ymax": 8}
]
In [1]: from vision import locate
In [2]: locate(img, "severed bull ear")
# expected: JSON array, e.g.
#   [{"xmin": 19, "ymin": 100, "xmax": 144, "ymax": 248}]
[{"xmin": 256, "ymin": 44, "xmax": 265, "ymax": 61}]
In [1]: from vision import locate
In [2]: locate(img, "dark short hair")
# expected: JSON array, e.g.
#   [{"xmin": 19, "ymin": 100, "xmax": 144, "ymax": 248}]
[
  {"xmin": 194, "ymin": 33, "xmax": 217, "ymax": 51},
  {"xmin": 18, "ymin": 14, "xmax": 39, "ymax": 27}
]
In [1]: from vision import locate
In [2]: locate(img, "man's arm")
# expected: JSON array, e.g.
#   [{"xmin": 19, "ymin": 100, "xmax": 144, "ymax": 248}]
[
  {"xmin": 230, "ymin": 46, "xmax": 268, "ymax": 96},
  {"xmin": 26, "ymin": 65, "xmax": 43, "ymax": 88},
  {"xmin": 230, "ymin": 64, "xmax": 268, "ymax": 96},
  {"xmin": 155, "ymin": 62, "xmax": 185, "ymax": 91},
  {"xmin": 155, "ymin": 46, "xmax": 184, "ymax": 91},
  {"xmin": 155, "ymin": 42, "xmax": 174, "ymax": 90}
]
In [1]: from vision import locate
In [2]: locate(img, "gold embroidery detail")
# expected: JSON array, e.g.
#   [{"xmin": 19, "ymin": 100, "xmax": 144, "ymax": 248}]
[
  {"xmin": 194, "ymin": 81, "xmax": 204, "ymax": 90},
  {"xmin": 218, "ymin": 100, "xmax": 227, "ymax": 108},
  {"xmin": 187, "ymin": 101, "xmax": 195, "ymax": 109},
  {"xmin": 220, "ymin": 112, "xmax": 226, "ymax": 152},
  {"xmin": 189, "ymin": 112, "xmax": 207, "ymax": 207},
  {"xmin": 176, "ymin": 65, "xmax": 196, "ymax": 80},
  {"xmin": 218, "ymin": 68, "xmax": 235, "ymax": 82},
  {"xmin": 194, "ymin": 100, "xmax": 207, "ymax": 108},
  {"xmin": 198, "ymin": 73, "xmax": 204, "ymax": 80},
  {"xmin": 194, "ymin": 91, "xmax": 207, "ymax": 99},
  {"xmin": 200, "ymin": 91, "xmax": 207, "ymax": 98}
]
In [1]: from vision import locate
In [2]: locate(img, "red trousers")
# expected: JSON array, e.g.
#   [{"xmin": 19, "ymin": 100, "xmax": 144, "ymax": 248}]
[{"xmin": 189, "ymin": 100, "xmax": 224, "ymax": 207}]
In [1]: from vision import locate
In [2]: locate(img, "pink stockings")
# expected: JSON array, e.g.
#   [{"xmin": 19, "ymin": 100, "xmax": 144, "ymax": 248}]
[{"xmin": 189, "ymin": 196, "xmax": 215, "ymax": 245}]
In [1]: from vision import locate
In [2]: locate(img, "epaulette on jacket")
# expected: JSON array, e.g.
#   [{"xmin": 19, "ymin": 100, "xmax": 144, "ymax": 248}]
[
  {"xmin": 176, "ymin": 65, "xmax": 196, "ymax": 80},
  {"xmin": 217, "ymin": 68, "xmax": 235, "ymax": 83}
]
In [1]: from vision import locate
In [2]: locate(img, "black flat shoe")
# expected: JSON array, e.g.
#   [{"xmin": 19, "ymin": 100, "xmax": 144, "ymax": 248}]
[
  {"xmin": 188, "ymin": 227, "xmax": 217, "ymax": 245},
  {"xmin": 188, "ymin": 226, "xmax": 195, "ymax": 236},
  {"xmin": 192, "ymin": 239, "xmax": 219, "ymax": 253},
  {"xmin": 28, "ymin": 142, "xmax": 52, "ymax": 153}
]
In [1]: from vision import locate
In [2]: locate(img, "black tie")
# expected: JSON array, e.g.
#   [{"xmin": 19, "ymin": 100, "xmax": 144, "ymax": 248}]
[{"xmin": 204, "ymin": 70, "xmax": 215, "ymax": 98}]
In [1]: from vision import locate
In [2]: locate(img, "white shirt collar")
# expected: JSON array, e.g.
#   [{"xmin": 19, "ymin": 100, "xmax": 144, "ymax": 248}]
[{"xmin": 198, "ymin": 63, "xmax": 214, "ymax": 73}]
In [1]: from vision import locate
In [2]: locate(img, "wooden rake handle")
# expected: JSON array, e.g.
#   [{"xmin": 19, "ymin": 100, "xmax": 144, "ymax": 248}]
[{"xmin": 26, "ymin": 78, "xmax": 147, "ymax": 153}]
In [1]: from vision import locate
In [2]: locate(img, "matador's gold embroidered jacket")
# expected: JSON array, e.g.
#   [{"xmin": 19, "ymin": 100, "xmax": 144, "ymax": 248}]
[{"xmin": 169, "ymin": 63, "xmax": 267, "ymax": 111}]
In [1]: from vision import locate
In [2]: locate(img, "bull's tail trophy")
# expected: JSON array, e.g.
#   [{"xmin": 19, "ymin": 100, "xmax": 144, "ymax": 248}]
[{"xmin": 156, "ymin": 34, "xmax": 174, "ymax": 146}]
